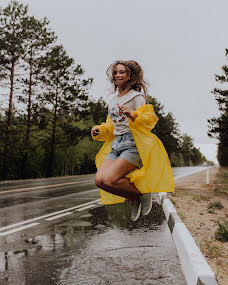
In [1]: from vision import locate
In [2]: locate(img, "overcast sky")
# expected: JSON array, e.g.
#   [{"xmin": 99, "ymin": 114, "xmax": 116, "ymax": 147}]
[{"xmin": 2, "ymin": 0, "xmax": 228, "ymax": 163}]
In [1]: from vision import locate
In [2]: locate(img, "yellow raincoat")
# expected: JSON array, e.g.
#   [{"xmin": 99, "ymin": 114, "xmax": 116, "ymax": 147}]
[{"xmin": 91, "ymin": 103, "xmax": 175, "ymax": 204}]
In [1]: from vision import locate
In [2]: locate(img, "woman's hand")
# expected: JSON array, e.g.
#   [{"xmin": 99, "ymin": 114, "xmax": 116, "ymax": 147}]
[
  {"xmin": 92, "ymin": 126, "xmax": 99, "ymax": 136},
  {"xmin": 117, "ymin": 104, "xmax": 137, "ymax": 122}
]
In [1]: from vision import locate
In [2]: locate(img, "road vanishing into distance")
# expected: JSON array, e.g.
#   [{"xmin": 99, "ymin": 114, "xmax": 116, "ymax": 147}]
[{"xmin": 0, "ymin": 166, "xmax": 207, "ymax": 285}]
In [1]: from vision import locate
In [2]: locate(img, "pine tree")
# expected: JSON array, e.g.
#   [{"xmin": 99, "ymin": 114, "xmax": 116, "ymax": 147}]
[
  {"xmin": 19, "ymin": 15, "xmax": 56, "ymax": 178},
  {"xmin": 208, "ymin": 49, "xmax": 228, "ymax": 166},
  {"xmin": 148, "ymin": 96, "xmax": 181, "ymax": 158},
  {"xmin": 180, "ymin": 134, "xmax": 194, "ymax": 166},
  {"xmin": 191, "ymin": 147, "xmax": 205, "ymax": 165},
  {"xmin": 0, "ymin": 1, "xmax": 28, "ymax": 179},
  {"xmin": 38, "ymin": 45, "xmax": 93, "ymax": 177}
]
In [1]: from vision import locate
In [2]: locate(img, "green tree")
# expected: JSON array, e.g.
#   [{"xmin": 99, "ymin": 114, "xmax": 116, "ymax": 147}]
[
  {"xmin": 147, "ymin": 97, "xmax": 205, "ymax": 166},
  {"xmin": 191, "ymin": 147, "xmax": 204, "ymax": 165},
  {"xmin": 170, "ymin": 152, "xmax": 185, "ymax": 167},
  {"xmin": 0, "ymin": 0, "xmax": 28, "ymax": 179},
  {"xmin": 208, "ymin": 49, "xmax": 228, "ymax": 166},
  {"xmin": 87, "ymin": 97, "xmax": 108, "ymax": 125},
  {"xmin": 38, "ymin": 45, "xmax": 93, "ymax": 177},
  {"xmin": 180, "ymin": 134, "xmax": 194, "ymax": 166},
  {"xmin": 19, "ymin": 15, "xmax": 56, "ymax": 178},
  {"xmin": 148, "ymin": 97, "xmax": 181, "ymax": 158}
]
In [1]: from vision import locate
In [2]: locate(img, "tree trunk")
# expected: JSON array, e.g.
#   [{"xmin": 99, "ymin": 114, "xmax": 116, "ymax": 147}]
[
  {"xmin": 65, "ymin": 156, "xmax": 68, "ymax": 176},
  {"xmin": 21, "ymin": 62, "xmax": 33, "ymax": 178},
  {"xmin": 47, "ymin": 87, "xmax": 58, "ymax": 177},
  {"xmin": 2, "ymin": 61, "xmax": 15, "ymax": 180}
]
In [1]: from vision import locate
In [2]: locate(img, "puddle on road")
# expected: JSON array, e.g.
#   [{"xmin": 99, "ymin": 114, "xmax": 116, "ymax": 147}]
[{"xmin": 0, "ymin": 202, "xmax": 185, "ymax": 285}]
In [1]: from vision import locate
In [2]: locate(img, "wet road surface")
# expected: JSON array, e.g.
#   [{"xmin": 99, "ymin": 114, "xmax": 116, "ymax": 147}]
[{"xmin": 0, "ymin": 167, "xmax": 206, "ymax": 284}]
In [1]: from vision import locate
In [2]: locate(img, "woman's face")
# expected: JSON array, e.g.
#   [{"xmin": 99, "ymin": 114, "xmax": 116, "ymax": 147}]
[{"xmin": 113, "ymin": 64, "xmax": 130, "ymax": 89}]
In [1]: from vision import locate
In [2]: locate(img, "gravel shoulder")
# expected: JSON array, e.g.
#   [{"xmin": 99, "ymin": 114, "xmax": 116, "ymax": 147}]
[{"xmin": 169, "ymin": 167, "xmax": 228, "ymax": 285}]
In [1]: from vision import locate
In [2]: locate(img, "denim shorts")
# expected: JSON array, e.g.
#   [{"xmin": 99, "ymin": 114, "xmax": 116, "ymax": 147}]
[{"xmin": 106, "ymin": 131, "xmax": 143, "ymax": 168}]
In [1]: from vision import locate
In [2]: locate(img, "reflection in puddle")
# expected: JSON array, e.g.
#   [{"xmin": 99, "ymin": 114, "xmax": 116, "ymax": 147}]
[
  {"xmin": 0, "ymin": 201, "xmax": 166, "ymax": 285},
  {"xmin": 0, "ymin": 234, "xmax": 64, "ymax": 273},
  {"xmin": 58, "ymin": 203, "xmax": 183, "ymax": 285}
]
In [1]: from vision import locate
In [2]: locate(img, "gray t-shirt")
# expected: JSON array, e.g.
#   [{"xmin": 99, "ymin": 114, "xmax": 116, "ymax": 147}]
[{"xmin": 108, "ymin": 89, "xmax": 146, "ymax": 135}]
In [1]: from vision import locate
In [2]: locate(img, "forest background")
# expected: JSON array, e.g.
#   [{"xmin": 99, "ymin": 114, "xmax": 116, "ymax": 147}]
[{"xmin": 0, "ymin": 1, "xmax": 212, "ymax": 181}]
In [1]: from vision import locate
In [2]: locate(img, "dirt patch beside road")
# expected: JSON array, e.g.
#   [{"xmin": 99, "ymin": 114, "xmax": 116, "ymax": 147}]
[{"xmin": 169, "ymin": 167, "xmax": 228, "ymax": 285}]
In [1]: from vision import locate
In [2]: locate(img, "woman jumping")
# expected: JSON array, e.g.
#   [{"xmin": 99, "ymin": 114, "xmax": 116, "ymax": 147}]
[{"xmin": 91, "ymin": 60, "xmax": 174, "ymax": 221}]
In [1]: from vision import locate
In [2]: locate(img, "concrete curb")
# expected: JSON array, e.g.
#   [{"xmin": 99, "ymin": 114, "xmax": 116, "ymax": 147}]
[{"xmin": 158, "ymin": 193, "xmax": 218, "ymax": 285}]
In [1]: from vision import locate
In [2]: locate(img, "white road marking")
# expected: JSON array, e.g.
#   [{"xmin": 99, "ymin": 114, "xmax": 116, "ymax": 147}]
[
  {"xmin": 0, "ymin": 223, "xmax": 40, "ymax": 236},
  {"xmin": 0, "ymin": 181, "xmax": 81, "ymax": 195},
  {"xmin": 45, "ymin": 212, "xmax": 72, "ymax": 221},
  {"xmin": 0, "ymin": 199, "xmax": 100, "ymax": 232},
  {"xmin": 76, "ymin": 204, "xmax": 97, "ymax": 211}
]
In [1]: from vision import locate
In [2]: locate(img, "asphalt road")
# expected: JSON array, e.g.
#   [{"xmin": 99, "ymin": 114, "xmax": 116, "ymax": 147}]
[{"xmin": 0, "ymin": 166, "xmax": 206, "ymax": 285}]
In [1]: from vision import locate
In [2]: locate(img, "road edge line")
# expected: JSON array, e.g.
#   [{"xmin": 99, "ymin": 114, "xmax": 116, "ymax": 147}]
[
  {"xmin": 158, "ymin": 192, "xmax": 218, "ymax": 285},
  {"xmin": 0, "ymin": 223, "xmax": 40, "ymax": 236},
  {"xmin": 0, "ymin": 199, "xmax": 100, "ymax": 232}
]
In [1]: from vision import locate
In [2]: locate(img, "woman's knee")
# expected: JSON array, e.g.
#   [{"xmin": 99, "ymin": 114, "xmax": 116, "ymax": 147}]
[
  {"xmin": 95, "ymin": 173, "xmax": 113, "ymax": 188},
  {"xmin": 95, "ymin": 173, "xmax": 104, "ymax": 188}
]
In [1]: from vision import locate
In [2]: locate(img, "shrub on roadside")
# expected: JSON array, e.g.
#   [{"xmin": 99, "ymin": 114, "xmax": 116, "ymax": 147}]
[
  {"xmin": 207, "ymin": 209, "xmax": 215, "ymax": 214},
  {"xmin": 208, "ymin": 201, "xmax": 224, "ymax": 210},
  {"xmin": 214, "ymin": 220, "xmax": 228, "ymax": 242}
]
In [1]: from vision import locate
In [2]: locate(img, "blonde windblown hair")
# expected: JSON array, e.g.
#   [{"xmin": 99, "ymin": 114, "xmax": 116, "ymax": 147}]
[{"xmin": 106, "ymin": 60, "xmax": 149, "ymax": 101}]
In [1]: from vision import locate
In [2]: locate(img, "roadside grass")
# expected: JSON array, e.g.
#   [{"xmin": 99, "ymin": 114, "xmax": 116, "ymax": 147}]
[
  {"xmin": 171, "ymin": 167, "xmax": 228, "ymax": 284},
  {"xmin": 198, "ymin": 235, "xmax": 222, "ymax": 258},
  {"xmin": 214, "ymin": 220, "xmax": 228, "ymax": 242},
  {"xmin": 178, "ymin": 211, "xmax": 185, "ymax": 220},
  {"xmin": 197, "ymin": 235, "xmax": 225, "ymax": 282},
  {"xmin": 208, "ymin": 201, "xmax": 224, "ymax": 210},
  {"xmin": 215, "ymin": 262, "xmax": 222, "ymax": 283},
  {"xmin": 212, "ymin": 167, "xmax": 228, "ymax": 196},
  {"xmin": 192, "ymin": 194, "xmax": 209, "ymax": 202},
  {"xmin": 170, "ymin": 191, "xmax": 181, "ymax": 198},
  {"xmin": 208, "ymin": 208, "xmax": 216, "ymax": 214}
]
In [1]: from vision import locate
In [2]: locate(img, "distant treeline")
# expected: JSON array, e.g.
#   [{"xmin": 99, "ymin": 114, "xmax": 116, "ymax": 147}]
[
  {"xmin": 0, "ymin": 1, "xmax": 206, "ymax": 181},
  {"xmin": 208, "ymin": 49, "xmax": 228, "ymax": 166}
]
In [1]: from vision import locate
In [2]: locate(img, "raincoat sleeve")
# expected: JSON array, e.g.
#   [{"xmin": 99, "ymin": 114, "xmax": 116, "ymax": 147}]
[
  {"xmin": 91, "ymin": 115, "xmax": 115, "ymax": 142},
  {"xmin": 130, "ymin": 104, "xmax": 159, "ymax": 131}
]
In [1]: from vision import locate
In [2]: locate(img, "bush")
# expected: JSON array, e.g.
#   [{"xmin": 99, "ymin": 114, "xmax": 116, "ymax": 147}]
[
  {"xmin": 208, "ymin": 201, "xmax": 224, "ymax": 210},
  {"xmin": 215, "ymin": 220, "xmax": 228, "ymax": 242}
]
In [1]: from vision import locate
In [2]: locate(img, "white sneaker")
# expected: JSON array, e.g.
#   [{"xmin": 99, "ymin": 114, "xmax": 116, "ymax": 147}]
[
  {"xmin": 130, "ymin": 199, "xmax": 141, "ymax": 221},
  {"xmin": 139, "ymin": 193, "xmax": 153, "ymax": 216}
]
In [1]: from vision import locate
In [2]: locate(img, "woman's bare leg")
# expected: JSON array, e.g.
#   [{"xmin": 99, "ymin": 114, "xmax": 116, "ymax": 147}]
[{"xmin": 95, "ymin": 158, "xmax": 142, "ymax": 202}]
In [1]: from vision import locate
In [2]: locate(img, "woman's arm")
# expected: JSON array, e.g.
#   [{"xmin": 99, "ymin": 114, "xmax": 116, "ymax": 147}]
[
  {"xmin": 91, "ymin": 115, "xmax": 115, "ymax": 142},
  {"xmin": 117, "ymin": 95, "xmax": 146, "ymax": 122},
  {"xmin": 129, "ymin": 104, "xmax": 159, "ymax": 132},
  {"xmin": 117, "ymin": 105, "xmax": 137, "ymax": 122}
]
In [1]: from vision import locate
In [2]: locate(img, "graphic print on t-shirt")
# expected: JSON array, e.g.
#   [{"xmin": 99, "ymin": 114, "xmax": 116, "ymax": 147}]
[
  {"xmin": 108, "ymin": 104, "xmax": 126, "ymax": 124},
  {"xmin": 107, "ymin": 90, "xmax": 146, "ymax": 135}
]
